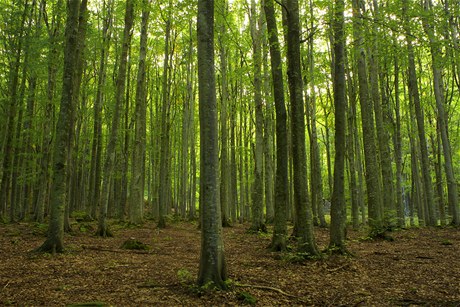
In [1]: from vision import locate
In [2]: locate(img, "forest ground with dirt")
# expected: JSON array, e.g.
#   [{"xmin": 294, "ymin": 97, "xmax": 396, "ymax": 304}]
[{"xmin": 1, "ymin": 218, "xmax": 459, "ymax": 306}]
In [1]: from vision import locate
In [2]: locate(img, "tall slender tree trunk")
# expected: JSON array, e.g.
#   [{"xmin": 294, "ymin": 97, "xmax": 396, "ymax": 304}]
[
  {"xmin": 329, "ymin": 0, "xmax": 347, "ymax": 252},
  {"xmin": 218, "ymin": 10, "xmax": 231, "ymax": 226},
  {"xmin": 158, "ymin": 16, "xmax": 172, "ymax": 229},
  {"xmin": 197, "ymin": 0, "xmax": 227, "ymax": 288},
  {"xmin": 129, "ymin": 0, "xmax": 150, "ymax": 225},
  {"xmin": 0, "ymin": 1, "xmax": 28, "ymax": 221},
  {"xmin": 249, "ymin": 0, "xmax": 267, "ymax": 233},
  {"xmin": 393, "ymin": 55, "xmax": 405, "ymax": 227},
  {"xmin": 422, "ymin": 0, "xmax": 459, "ymax": 225},
  {"xmin": 402, "ymin": 0, "xmax": 435, "ymax": 227},
  {"xmin": 264, "ymin": 0, "xmax": 288, "ymax": 251},
  {"xmin": 96, "ymin": 0, "xmax": 134, "ymax": 236},
  {"xmin": 352, "ymin": 0, "xmax": 382, "ymax": 231},
  {"xmin": 88, "ymin": 0, "xmax": 112, "ymax": 220},
  {"xmin": 35, "ymin": 0, "xmax": 81, "ymax": 253},
  {"xmin": 284, "ymin": 0, "xmax": 318, "ymax": 256}
]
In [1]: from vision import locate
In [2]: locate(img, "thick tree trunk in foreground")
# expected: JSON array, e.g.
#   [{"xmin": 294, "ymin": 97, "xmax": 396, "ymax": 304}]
[
  {"xmin": 329, "ymin": 0, "xmax": 347, "ymax": 252},
  {"xmin": 197, "ymin": 0, "xmax": 227, "ymax": 289},
  {"xmin": 264, "ymin": 0, "xmax": 288, "ymax": 251},
  {"xmin": 284, "ymin": 0, "xmax": 318, "ymax": 256},
  {"xmin": 352, "ymin": 0, "xmax": 383, "ymax": 231},
  {"xmin": 35, "ymin": 0, "xmax": 80, "ymax": 253},
  {"xmin": 249, "ymin": 0, "xmax": 267, "ymax": 233}
]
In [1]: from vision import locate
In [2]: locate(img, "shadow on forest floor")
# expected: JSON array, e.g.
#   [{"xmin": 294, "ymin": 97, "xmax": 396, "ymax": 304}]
[{"xmin": 0, "ymin": 220, "xmax": 459, "ymax": 306}]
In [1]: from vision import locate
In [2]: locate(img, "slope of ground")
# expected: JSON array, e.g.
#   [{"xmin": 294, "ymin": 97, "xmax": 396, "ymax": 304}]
[{"xmin": 0, "ymin": 219, "xmax": 459, "ymax": 306}]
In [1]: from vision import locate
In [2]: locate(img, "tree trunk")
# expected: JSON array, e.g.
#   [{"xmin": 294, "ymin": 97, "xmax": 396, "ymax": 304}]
[
  {"xmin": 329, "ymin": 0, "xmax": 347, "ymax": 252},
  {"xmin": 129, "ymin": 0, "xmax": 150, "ymax": 225},
  {"xmin": 264, "ymin": 0, "xmax": 288, "ymax": 251},
  {"xmin": 249, "ymin": 0, "xmax": 267, "ymax": 233},
  {"xmin": 218, "ymin": 11, "xmax": 231, "ymax": 227},
  {"xmin": 402, "ymin": 0, "xmax": 435, "ymax": 227},
  {"xmin": 96, "ymin": 0, "xmax": 134, "ymax": 237},
  {"xmin": 352, "ymin": 0, "xmax": 383, "ymax": 231},
  {"xmin": 158, "ymin": 17, "xmax": 172, "ymax": 229},
  {"xmin": 197, "ymin": 0, "xmax": 227, "ymax": 288},
  {"xmin": 35, "ymin": 0, "xmax": 81, "ymax": 253},
  {"xmin": 422, "ymin": 0, "xmax": 459, "ymax": 225},
  {"xmin": 284, "ymin": 0, "xmax": 318, "ymax": 256}
]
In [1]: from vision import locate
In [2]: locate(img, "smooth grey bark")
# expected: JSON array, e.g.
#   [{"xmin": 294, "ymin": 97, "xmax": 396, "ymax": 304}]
[
  {"xmin": 249, "ymin": 0, "xmax": 267, "ymax": 233},
  {"xmin": 158, "ymin": 17, "xmax": 172, "ymax": 229},
  {"xmin": 197, "ymin": 0, "xmax": 227, "ymax": 288},
  {"xmin": 218, "ymin": 11, "xmax": 231, "ymax": 226},
  {"xmin": 35, "ymin": 0, "xmax": 80, "ymax": 253},
  {"xmin": 422, "ymin": 0, "xmax": 459, "ymax": 225},
  {"xmin": 393, "ymin": 55, "xmax": 405, "ymax": 227},
  {"xmin": 329, "ymin": 0, "xmax": 347, "ymax": 252},
  {"xmin": 352, "ymin": 0, "xmax": 382, "ymax": 230},
  {"xmin": 88, "ymin": 0, "xmax": 112, "ymax": 220},
  {"xmin": 96, "ymin": 0, "xmax": 134, "ymax": 236},
  {"xmin": 264, "ymin": 0, "xmax": 288, "ymax": 251},
  {"xmin": 0, "ymin": 1, "xmax": 28, "ymax": 221},
  {"xmin": 306, "ymin": 0, "xmax": 326, "ymax": 228},
  {"xmin": 368, "ymin": 0, "xmax": 393, "ymax": 223},
  {"xmin": 284, "ymin": 0, "xmax": 319, "ymax": 256},
  {"xmin": 432, "ymin": 128, "xmax": 446, "ymax": 226},
  {"xmin": 129, "ymin": 0, "xmax": 150, "ymax": 225},
  {"xmin": 35, "ymin": 0, "xmax": 63, "ymax": 223},
  {"xmin": 402, "ymin": 0, "xmax": 435, "ymax": 227},
  {"xmin": 263, "ymin": 24, "xmax": 275, "ymax": 225}
]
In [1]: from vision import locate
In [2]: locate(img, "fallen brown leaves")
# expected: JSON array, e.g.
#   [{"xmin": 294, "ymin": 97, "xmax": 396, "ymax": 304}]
[{"xmin": 0, "ymin": 220, "xmax": 459, "ymax": 306}]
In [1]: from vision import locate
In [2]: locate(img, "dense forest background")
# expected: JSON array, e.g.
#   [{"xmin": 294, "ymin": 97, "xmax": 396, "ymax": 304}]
[{"xmin": 0, "ymin": 0, "xmax": 459, "ymax": 256}]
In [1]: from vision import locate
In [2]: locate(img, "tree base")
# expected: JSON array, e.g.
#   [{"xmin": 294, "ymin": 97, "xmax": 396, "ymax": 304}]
[
  {"xmin": 95, "ymin": 226, "xmax": 113, "ymax": 238},
  {"xmin": 34, "ymin": 238, "xmax": 65, "ymax": 254},
  {"xmin": 247, "ymin": 223, "xmax": 267, "ymax": 234}
]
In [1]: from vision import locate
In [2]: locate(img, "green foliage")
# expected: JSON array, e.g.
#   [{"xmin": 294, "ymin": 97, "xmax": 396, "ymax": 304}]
[
  {"xmin": 237, "ymin": 291, "xmax": 257, "ymax": 305},
  {"xmin": 120, "ymin": 238, "xmax": 150, "ymax": 250},
  {"xmin": 31, "ymin": 222, "xmax": 48, "ymax": 236},
  {"xmin": 177, "ymin": 268, "xmax": 194, "ymax": 285},
  {"xmin": 78, "ymin": 223, "xmax": 94, "ymax": 233},
  {"xmin": 71, "ymin": 211, "xmax": 93, "ymax": 222},
  {"xmin": 440, "ymin": 239, "xmax": 453, "ymax": 246}
]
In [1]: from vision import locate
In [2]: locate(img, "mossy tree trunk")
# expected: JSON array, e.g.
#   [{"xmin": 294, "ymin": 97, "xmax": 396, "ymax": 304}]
[
  {"xmin": 35, "ymin": 0, "xmax": 81, "ymax": 253},
  {"xmin": 197, "ymin": 0, "xmax": 227, "ymax": 288}
]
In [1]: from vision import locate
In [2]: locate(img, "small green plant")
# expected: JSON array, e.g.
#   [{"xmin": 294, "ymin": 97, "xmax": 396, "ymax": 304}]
[
  {"xmin": 440, "ymin": 239, "xmax": 453, "ymax": 246},
  {"xmin": 237, "ymin": 291, "xmax": 257, "ymax": 305},
  {"xmin": 281, "ymin": 251, "xmax": 318, "ymax": 263},
  {"xmin": 71, "ymin": 211, "xmax": 93, "ymax": 222},
  {"xmin": 177, "ymin": 268, "xmax": 194, "ymax": 285},
  {"xmin": 32, "ymin": 222, "xmax": 48, "ymax": 236},
  {"xmin": 120, "ymin": 238, "xmax": 150, "ymax": 250}
]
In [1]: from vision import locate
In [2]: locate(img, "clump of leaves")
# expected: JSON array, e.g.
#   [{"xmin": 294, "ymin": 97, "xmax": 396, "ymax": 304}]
[
  {"xmin": 71, "ymin": 211, "xmax": 93, "ymax": 222},
  {"xmin": 281, "ymin": 251, "xmax": 320, "ymax": 263},
  {"xmin": 177, "ymin": 268, "xmax": 194, "ymax": 285},
  {"xmin": 32, "ymin": 222, "xmax": 48, "ymax": 236},
  {"xmin": 237, "ymin": 291, "xmax": 257, "ymax": 305},
  {"xmin": 78, "ymin": 223, "xmax": 94, "ymax": 233},
  {"xmin": 120, "ymin": 238, "xmax": 149, "ymax": 250},
  {"xmin": 440, "ymin": 239, "xmax": 453, "ymax": 246}
]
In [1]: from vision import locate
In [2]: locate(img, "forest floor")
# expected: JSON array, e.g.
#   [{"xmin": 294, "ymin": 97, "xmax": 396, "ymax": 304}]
[{"xmin": 0, "ymin": 218, "xmax": 459, "ymax": 306}]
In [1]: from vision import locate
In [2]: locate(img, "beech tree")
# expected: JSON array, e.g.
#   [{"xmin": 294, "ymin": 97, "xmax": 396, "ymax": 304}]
[
  {"xmin": 197, "ymin": 0, "xmax": 227, "ymax": 288},
  {"xmin": 35, "ymin": 0, "xmax": 81, "ymax": 253}
]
